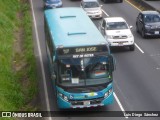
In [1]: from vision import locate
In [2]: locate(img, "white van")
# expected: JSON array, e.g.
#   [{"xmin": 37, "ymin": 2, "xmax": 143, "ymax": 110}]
[{"xmin": 80, "ymin": 0, "xmax": 102, "ymax": 19}]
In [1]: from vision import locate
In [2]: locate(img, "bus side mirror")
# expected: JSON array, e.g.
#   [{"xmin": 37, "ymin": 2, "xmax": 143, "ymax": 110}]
[
  {"xmin": 51, "ymin": 63, "xmax": 57, "ymax": 80},
  {"xmin": 53, "ymin": 63, "xmax": 57, "ymax": 70},
  {"xmin": 109, "ymin": 55, "xmax": 116, "ymax": 71},
  {"xmin": 53, "ymin": 56, "xmax": 56, "ymax": 62},
  {"xmin": 51, "ymin": 72, "xmax": 56, "ymax": 80}
]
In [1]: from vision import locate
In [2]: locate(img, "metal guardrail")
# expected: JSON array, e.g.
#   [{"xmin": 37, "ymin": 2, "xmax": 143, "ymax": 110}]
[{"xmin": 134, "ymin": 0, "xmax": 160, "ymax": 12}]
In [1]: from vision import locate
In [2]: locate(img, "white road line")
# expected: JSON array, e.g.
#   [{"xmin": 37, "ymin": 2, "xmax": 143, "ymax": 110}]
[
  {"xmin": 30, "ymin": 0, "xmax": 52, "ymax": 119},
  {"xmin": 135, "ymin": 43, "xmax": 144, "ymax": 53},
  {"xmin": 102, "ymin": 9, "xmax": 109, "ymax": 17},
  {"xmin": 102, "ymin": 9, "xmax": 128, "ymax": 118},
  {"xmin": 113, "ymin": 92, "xmax": 128, "ymax": 119}
]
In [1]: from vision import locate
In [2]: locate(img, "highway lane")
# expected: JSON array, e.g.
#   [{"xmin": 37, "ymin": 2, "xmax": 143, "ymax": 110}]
[
  {"xmin": 31, "ymin": 0, "xmax": 160, "ymax": 120},
  {"xmin": 63, "ymin": 0, "xmax": 160, "ymax": 119},
  {"xmin": 30, "ymin": 0, "xmax": 57, "ymax": 112},
  {"xmin": 98, "ymin": 0, "xmax": 160, "ymax": 115},
  {"xmin": 64, "ymin": 0, "xmax": 160, "ymax": 111}
]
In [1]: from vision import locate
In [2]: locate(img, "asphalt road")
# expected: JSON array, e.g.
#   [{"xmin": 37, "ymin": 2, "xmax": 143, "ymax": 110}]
[{"xmin": 30, "ymin": 0, "xmax": 160, "ymax": 120}]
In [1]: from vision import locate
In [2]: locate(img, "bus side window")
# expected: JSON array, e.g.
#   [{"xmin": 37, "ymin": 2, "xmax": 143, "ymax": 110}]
[{"xmin": 45, "ymin": 22, "xmax": 55, "ymax": 62}]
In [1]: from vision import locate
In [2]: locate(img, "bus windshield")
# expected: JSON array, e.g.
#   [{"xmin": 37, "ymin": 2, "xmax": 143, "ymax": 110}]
[{"xmin": 58, "ymin": 56, "xmax": 111, "ymax": 87}]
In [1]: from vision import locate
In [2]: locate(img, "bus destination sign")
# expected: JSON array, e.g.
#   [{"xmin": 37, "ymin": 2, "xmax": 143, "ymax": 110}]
[{"xmin": 57, "ymin": 45, "xmax": 108, "ymax": 56}]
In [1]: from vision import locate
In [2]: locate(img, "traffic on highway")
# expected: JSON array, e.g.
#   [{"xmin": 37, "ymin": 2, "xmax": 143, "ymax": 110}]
[{"xmin": 30, "ymin": 0, "xmax": 160, "ymax": 119}]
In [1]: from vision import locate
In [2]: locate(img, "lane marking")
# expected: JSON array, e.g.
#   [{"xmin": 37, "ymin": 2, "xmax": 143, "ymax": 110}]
[
  {"xmin": 30, "ymin": 0, "xmax": 52, "ymax": 119},
  {"xmin": 102, "ymin": 8, "xmax": 144, "ymax": 118},
  {"xmin": 125, "ymin": 0, "xmax": 142, "ymax": 12},
  {"xmin": 102, "ymin": 9, "xmax": 109, "ymax": 17},
  {"xmin": 113, "ymin": 92, "xmax": 128, "ymax": 119},
  {"xmin": 135, "ymin": 43, "xmax": 144, "ymax": 53}
]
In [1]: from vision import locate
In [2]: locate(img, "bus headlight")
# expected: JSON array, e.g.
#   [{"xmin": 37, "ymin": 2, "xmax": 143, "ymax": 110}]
[
  {"xmin": 58, "ymin": 92, "xmax": 69, "ymax": 102},
  {"xmin": 104, "ymin": 88, "xmax": 112, "ymax": 98},
  {"xmin": 64, "ymin": 95, "xmax": 68, "ymax": 102},
  {"xmin": 58, "ymin": 93, "xmax": 63, "ymax": 97}
]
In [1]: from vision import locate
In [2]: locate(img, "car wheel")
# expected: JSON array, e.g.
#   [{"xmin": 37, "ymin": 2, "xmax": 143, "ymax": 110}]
[
  {"xmin": 136, "ymin": 24, "xmax": 139, "ymax": 33},
  {"xmin": 141, "ymin": 29, "xmax": 146, "ymax": 38},
  {"xmin": 129, "ymin": 45, "xmax": 135, "ymax": 51}
]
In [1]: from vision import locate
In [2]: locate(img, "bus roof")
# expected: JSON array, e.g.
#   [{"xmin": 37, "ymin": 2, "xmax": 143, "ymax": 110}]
[{"xmin": 44, "ymin": 7, "xmax": 107, "ymax": 48}]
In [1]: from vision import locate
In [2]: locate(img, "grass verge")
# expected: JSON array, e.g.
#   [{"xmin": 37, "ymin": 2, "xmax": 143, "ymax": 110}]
[
  {"xmin": 127, "ymin": 0, "xmax": 155, "ymax": 11},
  {"xmin": 0, "ymin": 0, "xmax": 37, "ymax": 119}
]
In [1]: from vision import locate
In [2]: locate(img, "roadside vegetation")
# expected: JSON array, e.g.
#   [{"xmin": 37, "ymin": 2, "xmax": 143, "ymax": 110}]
[
  {"xmin": 127, "ymin": 0, "xmax": 154, "ymax": 11},
  {"xmin": 0, "ymin": 0, "xmax": 37, "ymax": 119}
]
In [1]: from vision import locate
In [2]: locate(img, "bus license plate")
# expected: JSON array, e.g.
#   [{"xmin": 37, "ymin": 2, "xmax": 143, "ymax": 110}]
[
  {"xmin": 84, "ymin": 101, "xmax": 90, "ymax": 106},
  {"xmin": 155, "ymin": 31, "xmax": 159, "ymax": 34}
]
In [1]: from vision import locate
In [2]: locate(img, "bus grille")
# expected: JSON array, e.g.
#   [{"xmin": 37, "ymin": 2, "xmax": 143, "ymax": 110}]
[{"xmin": 70, "ymin": 97, "xmax": 104, "ymax": 106}]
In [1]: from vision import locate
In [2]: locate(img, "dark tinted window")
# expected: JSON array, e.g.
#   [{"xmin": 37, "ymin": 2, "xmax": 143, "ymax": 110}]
[{"xmin": 144, "ymin": 14, "xmax": 160, "ymax": 23}]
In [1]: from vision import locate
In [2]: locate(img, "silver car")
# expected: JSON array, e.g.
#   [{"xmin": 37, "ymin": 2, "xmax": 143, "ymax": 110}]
[{"xmin": 80, "ymin": 0, "xmax": 103, "ymax": 19}]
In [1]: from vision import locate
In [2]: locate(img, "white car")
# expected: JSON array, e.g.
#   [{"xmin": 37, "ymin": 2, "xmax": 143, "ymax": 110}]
[
  {"xmin": 80, "ymin": 0, "xmax": 102, "ymax": 19},
  {"xmin": 100, "ymin": 17, "xmax": 135, "ymax": 51}
]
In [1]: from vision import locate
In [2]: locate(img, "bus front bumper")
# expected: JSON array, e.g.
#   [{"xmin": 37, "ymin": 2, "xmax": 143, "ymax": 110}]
[{"xmin": 57, "ymin": 92, "xmax": 114, "ymax": 109}]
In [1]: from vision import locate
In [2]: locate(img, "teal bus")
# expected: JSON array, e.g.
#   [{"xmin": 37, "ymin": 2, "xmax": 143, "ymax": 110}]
[{"xmin": 44, "ymin": 7, "xmax": 116, "ymax": 109}]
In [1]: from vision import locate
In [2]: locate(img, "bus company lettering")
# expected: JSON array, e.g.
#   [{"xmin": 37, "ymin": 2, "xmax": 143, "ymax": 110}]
[
  {"xmin": 73, "ymin": 54, "xmax": 94, "ymax": 58},
  {"xmin": 75, "ymin": 47, "xmax": 97, "ymax": 53},
  {"xmin": 11, "ymin": 112, "xmax": 42, "ymax": 117}
]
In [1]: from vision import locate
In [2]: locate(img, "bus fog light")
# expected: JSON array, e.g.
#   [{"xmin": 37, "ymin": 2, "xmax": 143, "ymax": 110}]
[
  {"xmin": 108, "ymin": 88, "xmax": 112, "ymax": 94},
  {"xmin": 58, "ymin": 92, "xmax": 68, "ymax": 102},
  {"xmin": 104, "ymin": 92, "xmax": 109, "ymax": 98},
  {"xmin": 104, "ymin": 88, "xmax": 112, "ymax": 98},
  {"xmin": 64, "ymin": 96, "xmax": 68, "ymax": 102}
]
